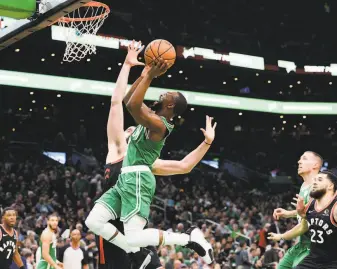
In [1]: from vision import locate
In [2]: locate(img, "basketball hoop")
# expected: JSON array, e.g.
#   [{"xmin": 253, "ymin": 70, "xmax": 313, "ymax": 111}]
[{"xmin": 56, "ymin": 1, "xmax": 110, "ymax": 62}]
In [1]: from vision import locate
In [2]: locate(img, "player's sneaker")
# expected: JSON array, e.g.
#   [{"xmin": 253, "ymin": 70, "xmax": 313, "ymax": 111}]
[
  {"xmin": 129, "ymin": 247, "xmax": 154, "ymax": 269},
  {"xmin": 185, "ymin": 226, "xmax": 214, "ymax": 264}
]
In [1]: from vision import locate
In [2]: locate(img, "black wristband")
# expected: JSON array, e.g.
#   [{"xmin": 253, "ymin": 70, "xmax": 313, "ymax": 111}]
[
  {"xmin": 19, "ymin": 266, "xmax": 25, "ymax": 269},
  {"xmin": 204, "ymin": 140, "xmax": 212, "ymax": 146}
]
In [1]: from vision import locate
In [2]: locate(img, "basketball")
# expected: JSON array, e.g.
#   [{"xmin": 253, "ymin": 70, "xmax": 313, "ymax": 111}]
[{"xmin": 144, "ymin": 39, "xmax": 176, "ymax": 68}]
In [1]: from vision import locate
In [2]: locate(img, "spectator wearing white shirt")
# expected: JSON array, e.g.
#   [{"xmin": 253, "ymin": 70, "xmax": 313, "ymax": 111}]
[{"xmin": 58, "ymin": 229, "xmax": 89, "ymax": 269}]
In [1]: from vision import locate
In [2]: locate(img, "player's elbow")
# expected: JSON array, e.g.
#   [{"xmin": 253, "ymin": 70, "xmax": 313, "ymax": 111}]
[
  {"xmin": 180, "ymin": 161, "xmax": 192, "ymax": 174},
  {"xmin": 126, "ymin": 100, "xmax": 138, "ymax": 111}
]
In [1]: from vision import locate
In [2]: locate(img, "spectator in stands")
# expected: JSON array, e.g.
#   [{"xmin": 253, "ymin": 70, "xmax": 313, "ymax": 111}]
[
  {"xmin": 80, "ymin": 231, "xmax": 97, "ymax": 269},
  {"xmin": 73, "ymin": 172, "xmax": 90, "ymax": 198},
  {"xmin": 236, "ymin": 241, "xmax": 251, "ymax": 269},
  {"xmin": 258, "ymin": 223, "xmax": 271, "ymax": 254},
  {"xmin": 22, "ymin": 230, "xmax": 38, "ymax": 250},
  {"xmin": 263, "ymin": 241, "xmax": 280, "ymax": 266},
  {"xmin": 165, "ymin": 252, "xmax": 177, "ymax": 269},
  {"xmin": 21, "ymin": 248, "xmax": 34, "ymax": 269}
]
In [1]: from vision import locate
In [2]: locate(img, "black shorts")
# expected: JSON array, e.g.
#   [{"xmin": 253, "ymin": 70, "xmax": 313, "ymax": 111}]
[
  {"xmin": 295, "ymin": 255, "xmax": 337, "ymax": 269},
  {"xmin": 102, "ymin": 159, "xmax": 124, "ymax": 192}
]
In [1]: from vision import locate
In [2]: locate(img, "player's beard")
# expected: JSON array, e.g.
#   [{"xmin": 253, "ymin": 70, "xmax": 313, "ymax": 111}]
[
  {"xmin": 48, "ymin": 224, "xmax": 57, "ymax": 232},
  {"xmin": 310, "ymin": 188, "xmax": 326, "ymax": 199},
  {"xmin": 151, "ymin": 100, "xmax": 163, "ymax": 112}
]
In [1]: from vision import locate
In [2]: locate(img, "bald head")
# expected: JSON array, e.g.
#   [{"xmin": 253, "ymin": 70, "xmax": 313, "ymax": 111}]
[{"xmin": 70, "ymin": 229, "xmax": 81, "ymax": 243}]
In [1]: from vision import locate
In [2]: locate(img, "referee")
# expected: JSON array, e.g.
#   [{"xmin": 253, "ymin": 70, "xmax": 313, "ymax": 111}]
[{"xmin": 58, "ymin": 229, "xmax": 89, "ymax": 269}]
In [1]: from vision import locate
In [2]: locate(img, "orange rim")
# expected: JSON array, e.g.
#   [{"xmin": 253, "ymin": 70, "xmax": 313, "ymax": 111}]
[{"xmin": 57, "ymin": 1, "xmax": 110, "ymax": 23}]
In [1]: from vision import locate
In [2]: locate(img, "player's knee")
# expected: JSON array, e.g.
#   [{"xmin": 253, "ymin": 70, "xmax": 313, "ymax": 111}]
[
  {"xmin": 85, "ymin": 213, "xmax": 100, "ymax": 233},
  {"xmin": 85, "ymin": 210, "xmax": 106, "ymax": 234}
]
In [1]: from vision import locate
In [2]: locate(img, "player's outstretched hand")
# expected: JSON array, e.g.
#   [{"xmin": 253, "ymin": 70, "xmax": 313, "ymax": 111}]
[
  {"xmin": 125, "ymin": 40, "xmax": 145, "ymax": 67},
  {"xmin": 273, "ymin": 208, "xmax": 287, "ymax": 220},
  {"xmin": 267, "ymin": 232, "xmax": 282, "ymax": 241},
  {"xmin": 200, "ymin": 115, "xmax": 217, "ymax": 144},
  {"xmin": 294, "ymin": 194, "xmax": 306, "ymax": 218},
  {"xmin": 147, "ymin": 58, "xmax": 169, "ymax": 78}
]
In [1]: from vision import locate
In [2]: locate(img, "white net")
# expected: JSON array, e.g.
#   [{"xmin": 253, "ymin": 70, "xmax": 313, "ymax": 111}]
[{"xmin": 58, "ymin": 2, "xmax": 109, "ymax": 62}]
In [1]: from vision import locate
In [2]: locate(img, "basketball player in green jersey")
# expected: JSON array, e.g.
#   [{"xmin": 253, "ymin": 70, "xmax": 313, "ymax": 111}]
[
  {"xmin": 87, "ymin": 58, "xmax": 214, "ymax": 267},
  {"xmin": 272, "ymin": 151, "xmax": 323, "ymax": 269},
  {"xmin": 91, "ymin": 41, "xmax": 216, "ymax": 269},
  {"xmin": 36, "ymin": 214, "xmax": 62, "ymax": 269}
]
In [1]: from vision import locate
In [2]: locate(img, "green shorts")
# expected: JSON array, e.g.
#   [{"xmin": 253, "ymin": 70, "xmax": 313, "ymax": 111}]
[
  {"xmin": 96, "ymin": 165, "xmax": 156, "ymax": 222},
  {"xmin": 278, "ymin": 242, "xmax": 310, "ymax": 269}
]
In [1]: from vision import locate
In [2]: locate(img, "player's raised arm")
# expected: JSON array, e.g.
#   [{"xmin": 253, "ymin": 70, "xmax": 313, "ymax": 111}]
[
  {"xmin": 41, "ymin": 232, "xmax": 60, "ymax": 269},
  {"xmin": 152, "ymin": 116, "xmax": 217, "ymax": 176},
  {"xmin": 126, "ymin": 59, "xmax": 169, "ymax": 133},
  {"xmin": 107, "ymin": 41, "xmax": 144, "ymax": 149}
]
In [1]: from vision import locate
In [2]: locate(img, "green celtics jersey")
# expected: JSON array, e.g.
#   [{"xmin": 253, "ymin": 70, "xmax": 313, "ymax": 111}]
[
  {"xmin": 36, "ymin": 229, "xmax": 57, "ymax": 267},
  {"xmin": 123, "ymin": 117, "xmax": 174, "ymax": 167},
  {"xmin": 297, "ymin": 183, "xmax": 312, "ymax": 244}
]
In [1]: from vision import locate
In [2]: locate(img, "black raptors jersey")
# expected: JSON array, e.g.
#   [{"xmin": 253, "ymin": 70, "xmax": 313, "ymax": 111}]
[
  {"xmin": 0, "ymin": 225, "xmax": 17, "ymax": 269},
  {"xmin": 306, "ymin": 195, "xmax": 337, "ymax": 263}
]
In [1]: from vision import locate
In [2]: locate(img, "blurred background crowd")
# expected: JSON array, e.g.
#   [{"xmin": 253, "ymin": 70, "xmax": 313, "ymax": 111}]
[
  {"xmin": 0, "ymin": 149, "xmax": 293, "ymax": 269},
  {"xmin": 2, "ymin": 110, "xmax": 335, "ymax": 269}
]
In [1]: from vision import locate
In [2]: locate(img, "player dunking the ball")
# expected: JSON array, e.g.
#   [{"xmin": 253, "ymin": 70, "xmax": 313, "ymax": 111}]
[
  {"xmin": 86, "ymin": 41, "xmax": 215, "ymax": 268},
  {"xmin": 0, "ymin": 208, "xmax": 25, "ymax": 269},
  {"xmin": 94, "ymin": 41, "xmax": 216, "ymax": 269},
  {"xmin": 268, "ymin": 171, "xmax": 337, "ymax": 269}
]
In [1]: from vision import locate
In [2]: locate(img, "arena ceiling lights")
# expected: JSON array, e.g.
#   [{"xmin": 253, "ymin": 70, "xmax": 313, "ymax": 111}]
[
  {"xmin": 1, "ymin": 69, "xmax": 336, "ymax": 115},
  {"xmin": 50, "ymin": 26, "xmax": 337, "ymax": 76}
]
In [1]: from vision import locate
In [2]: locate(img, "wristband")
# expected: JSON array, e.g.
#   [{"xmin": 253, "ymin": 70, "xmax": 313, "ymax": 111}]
[
  {"xmin": 204, "ymin": 140, "xmax": 212, "ymax": 146},
  {"xmin": 19, "ymin": 266, "xmax": 25, "ymax": 269}
]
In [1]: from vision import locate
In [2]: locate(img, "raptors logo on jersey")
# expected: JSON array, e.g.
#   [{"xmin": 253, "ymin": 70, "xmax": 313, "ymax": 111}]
[
  {"xmin": 306, "ymin": 196, "xmax": 337, "ymax": 262},
  {"xmin": 0, "ymin": 225, "xmax": 17, "ymax": 269}
]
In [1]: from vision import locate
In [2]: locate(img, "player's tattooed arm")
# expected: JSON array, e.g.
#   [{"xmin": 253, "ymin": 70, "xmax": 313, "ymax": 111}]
[
  {"xmin": 152, "ymin": 116, "xmax": 217, "ymax": 176},
  {"xmin": 126, "ymin": 59, "xmax": 169, "ymax": 134}
]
